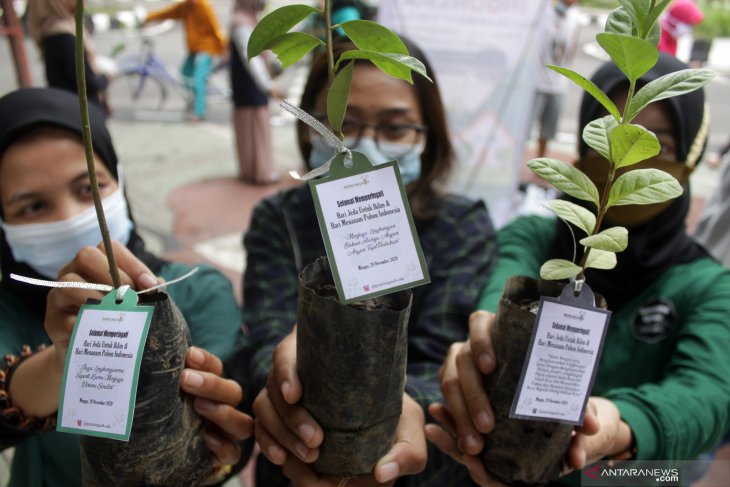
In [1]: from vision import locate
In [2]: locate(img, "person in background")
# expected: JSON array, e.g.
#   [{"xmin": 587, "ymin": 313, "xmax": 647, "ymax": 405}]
[
  {"xmin": 239, "ymin": 37, "xmax": 498, "ymax": 486},
  {"xmin": 694, "ymin": 142, "xmax": 730, "ymax": 267},
  {"xmin": 0, "ymin": 88, "xmax": 252, "ymax": 486},
  {"xmin": 429, "ymin": 53, "xmax": 730, "ymax": 486},
  {"xmin": 658, "ymin": 0, "xmax": 704, "ymax": 57},
  {"xmin": 26, "ymin": 0, "xmax": 111, "ymax": 113},
  {"xmin": 229, "ymin": 0, "xmax": 280, "ymax": 185},
  {"xmin": 143, "ymin": 0, "xmax": 227, "ymax": 122},
  {"xmin": 531, "ymin": 0, "xmax": 580, "ymax": 159}
]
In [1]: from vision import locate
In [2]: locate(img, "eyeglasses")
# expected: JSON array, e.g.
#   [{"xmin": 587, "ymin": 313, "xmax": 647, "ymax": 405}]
[{"xmin": 311, "ymin": 114, "xmax": 428, "ymax": 159}]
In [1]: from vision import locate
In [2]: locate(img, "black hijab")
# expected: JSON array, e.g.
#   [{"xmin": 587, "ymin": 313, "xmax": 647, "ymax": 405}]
[
  {"xmin": 553, "ymin": 53, "xmax": 710, "ymax": 309},
  {"xmin": 0, "ymin": 87, "xmax": 165, "ymax": 308}
]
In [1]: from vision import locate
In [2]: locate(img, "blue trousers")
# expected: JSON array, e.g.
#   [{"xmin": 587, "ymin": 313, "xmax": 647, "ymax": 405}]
[{"xmin": 181, "ymin": 52, "xmax": 212, "ymax": 118}]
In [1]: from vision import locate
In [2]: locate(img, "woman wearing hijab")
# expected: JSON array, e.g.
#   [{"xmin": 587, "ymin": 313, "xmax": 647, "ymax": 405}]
[
  {"xmin": 0, "ymin": 88, "xmax": 251, "ymax": 486},
  {"xmin": 26, "ymin": 0, "xmax": 110, "ymax": 110},
  {"xmin": 429, "ymin": 53, "xmax": 730, "ymax": 485},
  {"xmin": 229, "ymin": 0, "xmax": 280, "ymax": 185}
]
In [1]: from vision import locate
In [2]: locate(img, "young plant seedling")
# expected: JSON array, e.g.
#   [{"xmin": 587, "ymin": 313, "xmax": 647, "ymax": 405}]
[
  {"xmin": 247, "ymin": 0, "xmax": 430, "ymax": 135},
  {"xmin": 528, "ymin": 0, "xmax": 713, "ymax": 282}
]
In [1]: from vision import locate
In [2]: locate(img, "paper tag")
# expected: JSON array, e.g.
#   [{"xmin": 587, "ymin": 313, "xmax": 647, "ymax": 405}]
[
  {"xmin": 57, "ymin": 288, "xmax": 153, "ymax": 441},
  {"xmin": 309, "ymin": 151, "xmax": 430, "ymax": 303},
  {"xmin": 510, "ymin": 282, "xmax": 611, "ymax": 425}
]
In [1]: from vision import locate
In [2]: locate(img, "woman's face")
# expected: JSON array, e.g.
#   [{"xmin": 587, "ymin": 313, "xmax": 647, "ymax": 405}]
[
  {"xmin": 312, "ymin": 64, "xmax": 425, "ymax": 147},
  {"xmin": 0, "ymin": 128, "xmax": 117, "ymax": 225}
]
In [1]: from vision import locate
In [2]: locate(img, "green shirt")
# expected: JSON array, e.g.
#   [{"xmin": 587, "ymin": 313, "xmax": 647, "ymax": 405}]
[
  {"xmin": 0, "ymin": 262, "xmax": 241, "ymax": 487},
  {"xmin": 479, "ymin": 216, "xmax": 730, "ymax": 469}
]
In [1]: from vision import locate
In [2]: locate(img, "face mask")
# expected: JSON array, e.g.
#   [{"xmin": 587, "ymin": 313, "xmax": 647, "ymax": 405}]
[
  {"xmin": 308, "ymin": 135, "xmax": 424, "ymax": 185},
  {"xmin": 574, "ymin": 155, "xmax": 690, "ymax": 228},
  {"xmin": 1, "ymin": 189, "xmax": 134, "ymax": 279}
]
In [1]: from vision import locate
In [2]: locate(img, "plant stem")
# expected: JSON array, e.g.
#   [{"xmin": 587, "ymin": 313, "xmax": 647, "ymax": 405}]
[
  {"xmin": 325, "ymin": 0, "xmax": 334, "ymax": 84},
  {"xmin": 75, "ymin": 0, "xmax": 122, "ymax": 289},
  {"xmin": 622, "ymin": 79, "xmax": 637, "ymax": 124}
]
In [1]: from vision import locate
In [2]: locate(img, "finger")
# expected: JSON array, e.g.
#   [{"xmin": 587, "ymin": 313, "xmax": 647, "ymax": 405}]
[
  {"xmin": 564, "ymin": 431, "xmax": 588, "ymax": 472},
  {"xmin": 271, "ymin": 329, "xmax": 303, "ymax": 405},
  {"xmin": 428, "ymin": 403, "xmax": 457, "ymax": 438},
  {"xmin": 254, "ymin": 418, "xmax": 288, "ymax": 466},
  {"xmin": 425, "ymin": 423, "xmax": 463, "ymax": 464},
  {"xmin": 98, "ymin": 241, "xmax": 158, "ymax": 289},
  {"xmin": 374, "ymin": 395, "xmax": 427, "ymax": 483},
  {"xmin": 463, "ymin": 453, "xmax": 499, "ymax": 487},
  {"xmin": 253, "ymin": 387, "xmax": 319, "ymax": 463},
  {"xmin": 441, "ymin": 343, "xmax": 484, "ymax": 456},
  {"xmin": 181, "ymin": 369, "xmax": 242, "ymax": 407},
  {"xmin": 57, "ymin": 246, "xmax": 135, "ymax": 288},
  {"xmin": 203, "ymin": 431, "xmax": 242, "ymax": 466},
  {"xmin": 576, "ymin": 401, "xmax": 600, "ymax": 436},
  {"xmin": 194, "ymin": 398, "xmax": 253, "ymax": 440},
  {"xmin": 455, "ymin": 344, "xmax": 494, "ymax": 434},
  {"xmin": 186, "ymin": 346, "xmax": 224, "ymax": 377},
  {"xmin": 468, "ymin": 311, "xmax": 497, "ymax": 374},
  {"xmin": 280, "ymin": 455, "xmax": 324, "ymax": 486}
]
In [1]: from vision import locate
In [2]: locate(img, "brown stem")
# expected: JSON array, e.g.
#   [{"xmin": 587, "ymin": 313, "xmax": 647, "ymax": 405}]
[
  {"xmin": 325, "ymin": 0, "xmax": 334, "ymax": 84},
  {"xmin": 75, "ymin": 0, "xmax": 121, "ymax": 289}
]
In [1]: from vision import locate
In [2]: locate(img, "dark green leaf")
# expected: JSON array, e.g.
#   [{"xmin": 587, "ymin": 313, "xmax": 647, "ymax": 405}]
[
  {"xmin": 596, "ymin": 33, "xmax": 658, "ymax": 83},
  {"xmin": 626, "ymin": 69, "xmax": 715, "ymax": 122},
  {"xmin": 618, "ymin": 0, "xmax": 649, "ymax": 36},
  {"xmin": 583, "ymin": 115, "xmax": 618, "ymax": 161},
  {"xmin": 580, "ymin": 226, "xmax": 628, "ymax": 252},
  {"xmin": 267, "ymin": 32, "xmax": 324, "ymax": 68},
  {"xmin": 546, "ymin": 200, "xmax": 597, "ymax": 236},
  {"xmin": 585, "ymin": 249, "xmax": 617, "ymax": 270},
  {"xmin": 608, "ymin": 168, "xmax": 683, "ymax": 206},
  {"xmin": 609, "ymin": 124, "xmax": 660, "ymax": 168},
  {"xmin": 548, "ymin": 66, "xmax": 621, "ymax": 121},
  {"xmin": 327, "ymin": 61, "xmax": 353, "ymax": 134},
  {"xmin": 339, "ymin": 20, "xmax": 408, "ymax": 55},
  {"xmin": 527, "ymin": 158, "xmax": 600, "ymax": 206},
  {"xmin": 605, "ymin": 7, "xmax": 635, "ymax": 36},
  {"xmin": 540, "ymin": 259, "xmax": 582, "ymax": 280},
  {"xmin": 248, "ymin": 5, "xmax": 319, "ymax": 60},
  {"xmin": 336, "ymin": 50, "xmax": 430, "ymax": 83}
]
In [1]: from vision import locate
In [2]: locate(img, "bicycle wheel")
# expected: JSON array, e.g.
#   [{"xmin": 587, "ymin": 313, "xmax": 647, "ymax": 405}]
[{"xmin": 108, "ymin": 71, "xmax": 167, "ymax": 114}]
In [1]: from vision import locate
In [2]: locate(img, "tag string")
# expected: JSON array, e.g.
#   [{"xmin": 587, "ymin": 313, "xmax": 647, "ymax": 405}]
[
  {"xmin": 10, "ymin": 267, "xmax": 199, "ymax": 296},
  {"xmin": 279, "ymin": 100, "xmax": 351, "ymax": 181}
]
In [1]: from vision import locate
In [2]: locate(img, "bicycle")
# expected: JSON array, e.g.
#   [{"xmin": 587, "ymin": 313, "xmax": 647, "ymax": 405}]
[{"xmin": 109, "ymin": 37, "xmax": 231, "ymax": 115}]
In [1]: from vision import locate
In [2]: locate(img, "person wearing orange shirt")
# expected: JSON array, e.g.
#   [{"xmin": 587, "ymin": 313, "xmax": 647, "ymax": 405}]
[{"xmin": 144, "ymin": 0, "xmax": 226, "ymax": 121}]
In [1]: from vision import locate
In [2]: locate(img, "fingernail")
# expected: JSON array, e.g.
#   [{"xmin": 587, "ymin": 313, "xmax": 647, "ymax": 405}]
[
  {"xmin": 477, "ymin": 411, "xmax": 491, "ymax": 431},
  {"xmin": 183, "ymin": 370, "xmax": 203, "ymax": 388},
  {"xmin": 196, "ymin": 398, "xmax": 217, "ymax": 413},
  {"xmin": 295, "ymin": 442, "xmax": 309, "ymax": 459},
  {"xmin": 298, "ymin": 423, "xmax": 315, "ymax": 444},
  {"xmin": 189, "ymin": 347, "xmax": 205, "ymax": 366},
  {"xmin": 138, "ymin": 272, "xmax": 157, "ymax": 289},
  {"xmin": 377, "ymin": 462, "xmax": 399, "ymax": 483},
  {"xmin": 204, "ymin": 433, "xmax": 221, "ymax": 448},
  {"xmin": 281, "ymin": 380, "xmax": 291, "ymax": 400},
  {"xmin": 465, "ymin": 433, "xmax": 480, "ymax": 452},
  {"xmin": 478, "ymin": 352, "xmax": 493, "ymax": 371},
  {"xmin": 268, "ymin": 445, "xmax": 286, "ymax": 464}
]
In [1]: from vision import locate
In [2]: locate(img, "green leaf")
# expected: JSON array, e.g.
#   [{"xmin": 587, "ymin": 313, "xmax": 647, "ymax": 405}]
[
  {"xmin": 608, "ymin": 168, "xmax": 684, "ymax": 206},
  {"xmin": 248, "ymin": 5, "xmax": 320, "ymax": 60},
  {"xmin": 266, "ymin": 32, "xmax": 324, "ymax": 68},
  {"xmin": 548, "ymin": 66, "xmax": 621, "ymax": 121},
  {"xmin": 546, "ymin": 200, "xmax": 597, "ymax": 237},
  {"xmin": 626, "ymin": 69, "xmax": 715, "ymax": 122},
  {"xmin": 644, "ymin": 0, "xmax": 673, "ymax": 37},
  {"xmin": 580, "ymin": 226, "xmax": 628, "ymax": 252},
  {"xmin": 585, "ymin": 249, "xmax": 617, "ymax": 270},
  {"xmin": 336, "ymin": 50, "xmax": 431, "ymax": 83},
  {"xmin": 540, "ymin": 259, "xmax": 582, "ymax": 281},
  {"xmin": 605, "ymin": 7, "xmax": 634, "ymax": 37},
  {"xmin": 647, "ymin": 21, "xmax": 661, "ymax": 47},
  {"xmin": 618, "ymin": 0, "xmax": 649, "ymax": 36},
  {"xmin": 527, "ymin": 158, "xmax": 600, "ymax": 207},
  {"xmin": 596, "ymin": 33, "xmax": 658, "ymax": 83},
  {"xmin": 609, "ymin": 124, "xmax": 661, "ymax": 169},
  {"xmin": 583, "ymin": 115, "xmax": 618, "ymax": 161},
  {"xmin": 327, "ymin": 61, "xmax": 353, "ymax": 134},
  {"xmin": 339, "ymin": 20, "xmax": 408, "ymax": 55}
]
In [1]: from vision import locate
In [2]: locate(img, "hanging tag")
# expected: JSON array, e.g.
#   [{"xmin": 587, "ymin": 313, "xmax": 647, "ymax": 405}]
[
  {"xmin": 309, "ymin": 151, "xmax": 430, "ymax": 303},
  {"xmin": 509, "ymin": 282, "xmax": 611, "ymax": 425},
  {"xmin": 57, "ymin": 287, "xmax": 153, "ymax": 441}
]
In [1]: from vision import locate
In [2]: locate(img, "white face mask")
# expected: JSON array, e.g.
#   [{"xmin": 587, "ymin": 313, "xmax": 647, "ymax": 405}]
[{"xmin": 0, "ymin": 189, "xmax": 133, "ymax": 279}]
